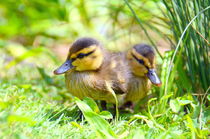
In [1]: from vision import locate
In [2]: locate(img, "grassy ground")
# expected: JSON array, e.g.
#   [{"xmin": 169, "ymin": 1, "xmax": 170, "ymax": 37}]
[{"xmin": 0, "ymin": 47, "xmax": 209, "ymax": 139}]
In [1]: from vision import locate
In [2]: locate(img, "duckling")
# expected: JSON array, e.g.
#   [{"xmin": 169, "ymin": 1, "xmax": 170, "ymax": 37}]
[
  {"xmin": 123, "ymin": 44, "xmax": 161, "ymax": 108},
  {"xmin": 54, "ymin": 37, "xmax": 130, "ymax": 106}
]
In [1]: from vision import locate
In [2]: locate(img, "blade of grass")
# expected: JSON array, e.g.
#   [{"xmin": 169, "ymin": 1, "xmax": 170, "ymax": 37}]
[
  {"xmin": 75, "ymin": 98, "xmax": 117, "ymax": 139},
  {"xmin": 123, "ymin": 0, "xmax": 163, "ymax": 59},
  {"xmin": 105, "ymin": 81, "xmax": 119, "ymax": 121}
]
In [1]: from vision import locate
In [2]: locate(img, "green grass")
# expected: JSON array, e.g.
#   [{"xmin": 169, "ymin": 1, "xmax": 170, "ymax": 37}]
[
  {"xmin": 162, "ymin": 0, "xmax": 210, "ymax": 96},
  {"xmin": 0, "ymin": 76, "xmax": 209, "ymax": 138}
]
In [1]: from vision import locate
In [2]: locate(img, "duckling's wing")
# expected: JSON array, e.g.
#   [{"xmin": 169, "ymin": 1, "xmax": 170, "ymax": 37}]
[
  {"xmin": 109, "ymin": 52, "xmax": 131, "ymax": 94},
  {"xmin": 92, "ymin": 76, "xmax": 125, "ymax": 96},
  {"xmin": 112, "ymin": 82, "xmax": 127, "ymax": 94}
]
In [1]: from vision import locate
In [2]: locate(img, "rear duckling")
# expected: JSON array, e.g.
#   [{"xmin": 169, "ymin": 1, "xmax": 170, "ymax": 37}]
[
  {"xmin": 123, "ymin": 44, "xmax": 161, "ymax": 108},
  {"xmin": 54, "ymin": 37, "xmax": 130, "ymax": 106}
]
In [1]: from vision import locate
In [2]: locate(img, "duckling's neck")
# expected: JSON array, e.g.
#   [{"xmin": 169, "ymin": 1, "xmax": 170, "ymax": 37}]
[
  {"xmin": 133, "ymin": 72, "xmax": 147, "ymax": 78},
  {"xmin": 126, "ymin": 75, "xmax": 150, "ymax": 102}
]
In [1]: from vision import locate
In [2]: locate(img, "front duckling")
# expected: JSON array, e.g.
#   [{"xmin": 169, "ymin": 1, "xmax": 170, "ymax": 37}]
[
  {"xmin": 123, "ymin": 44, "xmax": 161, "ymax": 108},
  {"xmin": 54, "ymin": 37, "xmax": 130, "ymax": 105}
]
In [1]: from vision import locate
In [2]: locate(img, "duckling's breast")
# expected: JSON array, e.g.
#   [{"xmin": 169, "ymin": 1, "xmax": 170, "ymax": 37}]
[
  {"xmin": 65, "ymin": 71, "xmax": 116, "ymax": 103},
  {"xmin": 125, "ymin": 76, "xmax": 151, "ymax": 102}
]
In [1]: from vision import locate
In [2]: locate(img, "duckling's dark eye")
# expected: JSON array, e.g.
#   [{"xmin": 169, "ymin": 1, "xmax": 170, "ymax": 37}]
[
  {"xmin": 77, "ymin": 53, "xmax": 86, "ymax": 58},
  {"xmin": 76, "ymin": 50, "xmax": 95, "ymax": 59},
  {"xmin": 137, "ymin": 59, "xmax": 144, "ymax": 64}
]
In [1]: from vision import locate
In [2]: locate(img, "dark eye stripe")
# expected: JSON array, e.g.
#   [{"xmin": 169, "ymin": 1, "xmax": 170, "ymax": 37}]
[
  {"xmin": 71, "ymin": 58, "xmax": 76, "ymax": 62},
  {"xmin": 132, "ymin": 54, "xmax": 150, "ymax": 70},
  {"xmin": 132, "ymin": 53, "xmax": 144, "ymax": 64},
  {"xmin": 76, "ymin": 49, "xmax": 95, "ymax": 59}
]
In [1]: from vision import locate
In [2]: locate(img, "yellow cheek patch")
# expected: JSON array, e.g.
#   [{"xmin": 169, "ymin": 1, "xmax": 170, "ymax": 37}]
[
  {"xmin": 70, "ymin": 45, "xmax": 97, "ymax": 59},
  {"xmin": 133, "ymin": 64, "xmax": 148, "ymax": 76},
  {"xmin": 72, "ymin": 48, "xmax": 103, "ymax": 71},
  {"xmin": 131, "ymin": 49, "xmax": 151, "ymax": 68}
]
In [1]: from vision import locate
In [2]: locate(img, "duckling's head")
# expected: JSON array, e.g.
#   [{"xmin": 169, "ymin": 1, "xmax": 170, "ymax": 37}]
[
  {"xmin": 127, "ymin": 44, "xmax": 161, "ymax": 86},
  {"xmin": 54, "ymin": 37, "xmax": 103, "ymax": 74}
]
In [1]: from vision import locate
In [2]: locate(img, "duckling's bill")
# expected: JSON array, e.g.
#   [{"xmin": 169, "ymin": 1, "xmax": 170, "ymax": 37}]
[
  {"xmin": 54, "ymin": 60, "xmax": 74, "ymax": 75},
  {"xmin": 147, "ymin": 69, "xmax": 161, "ymax": 86}
]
